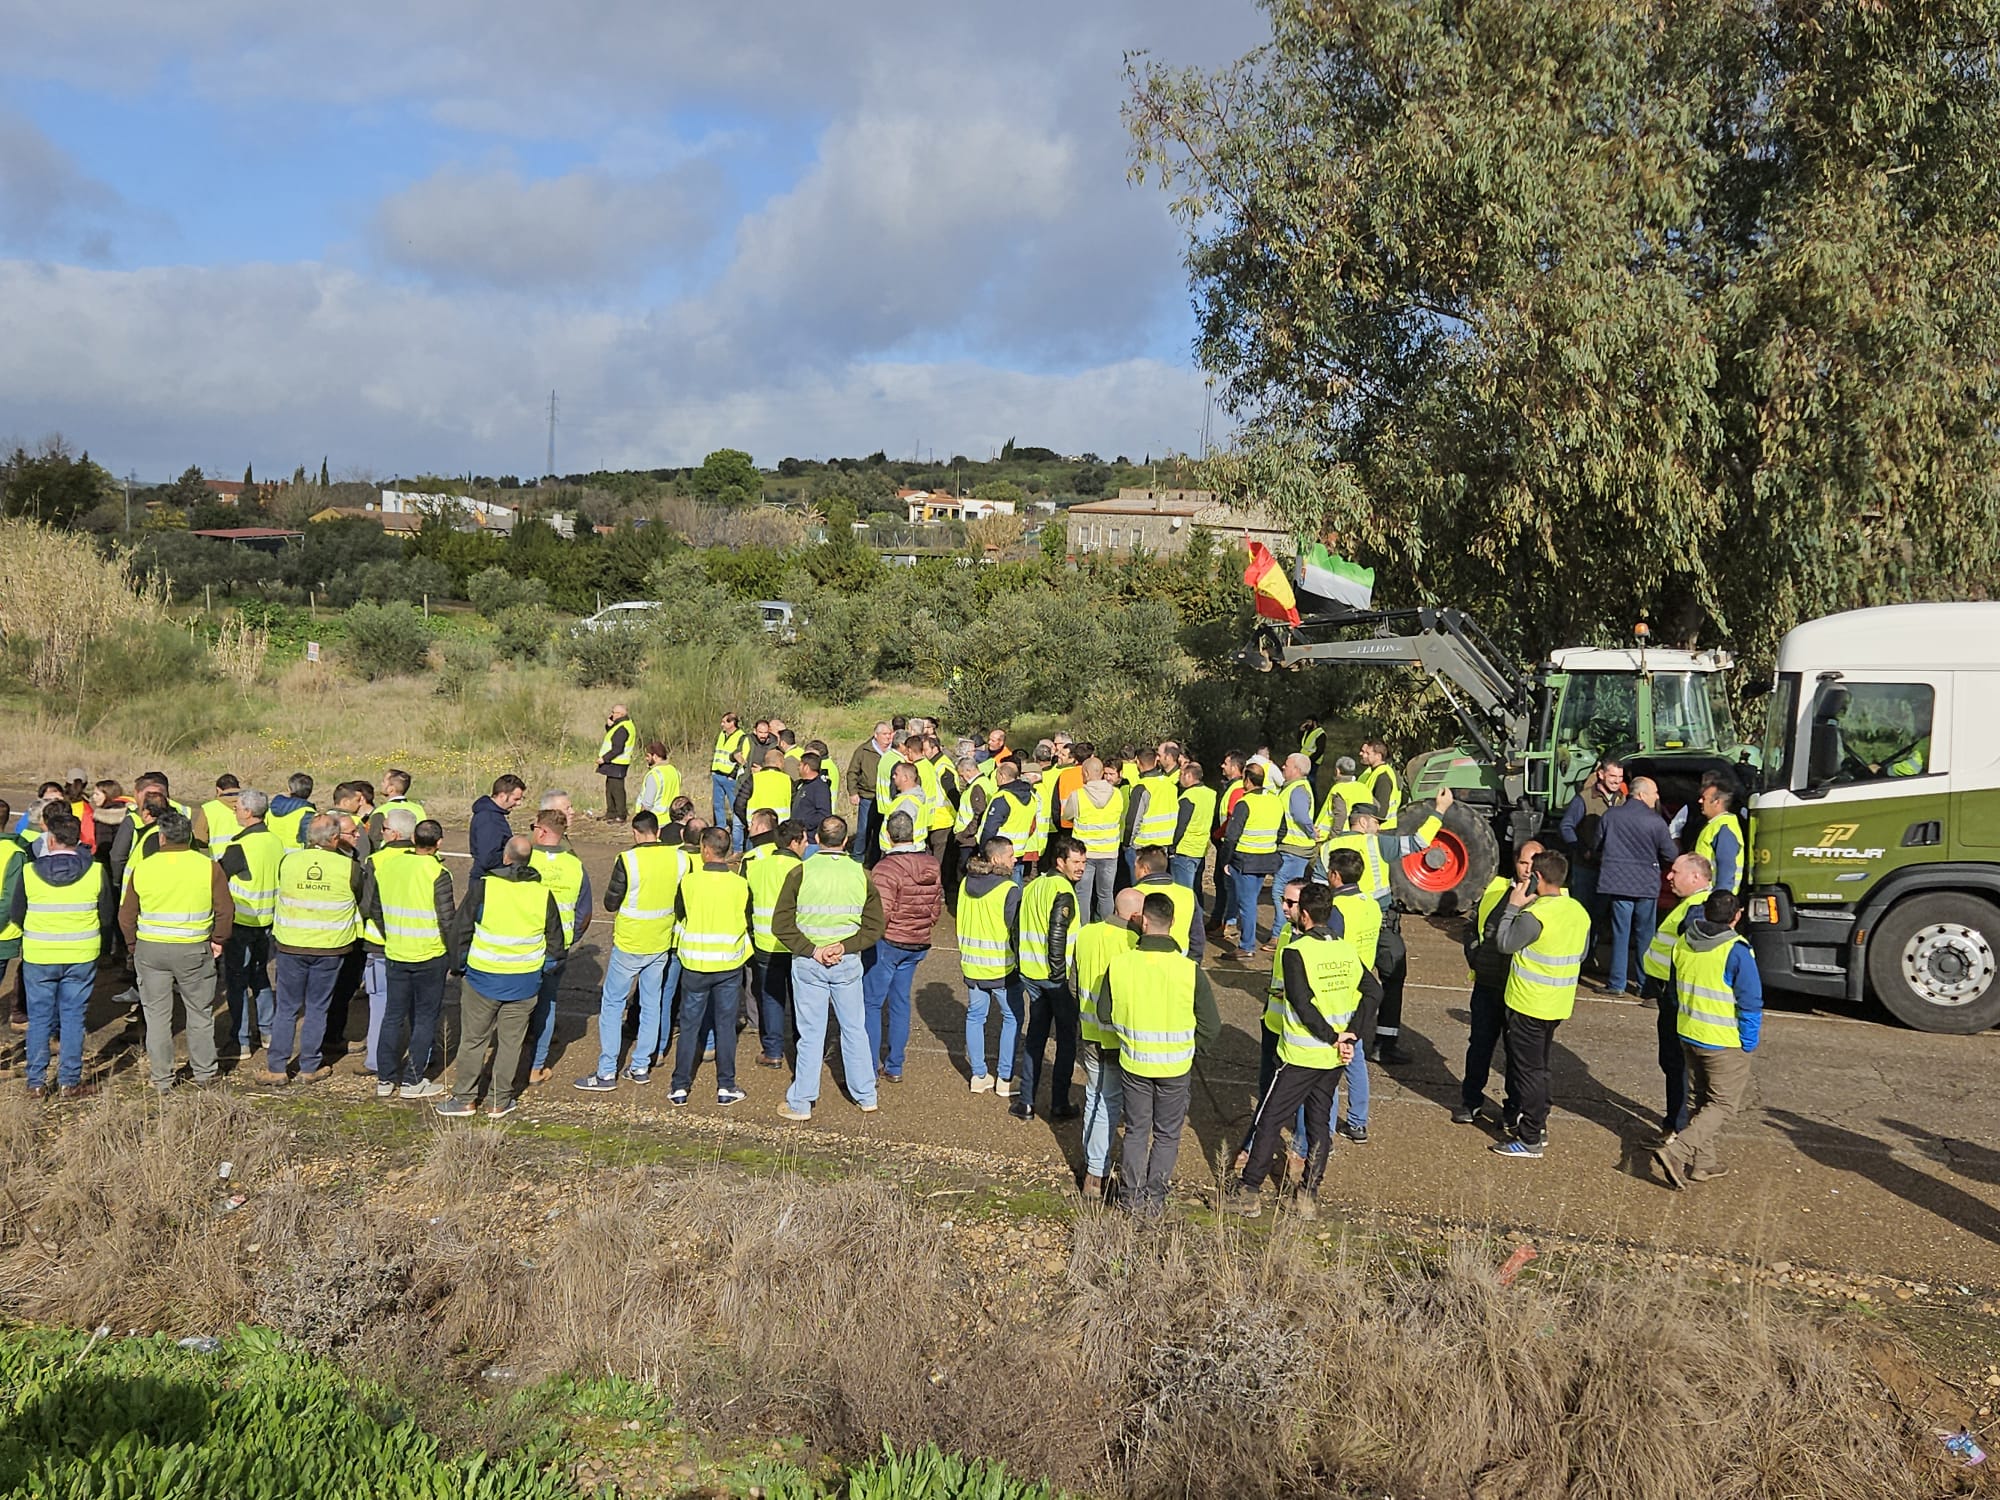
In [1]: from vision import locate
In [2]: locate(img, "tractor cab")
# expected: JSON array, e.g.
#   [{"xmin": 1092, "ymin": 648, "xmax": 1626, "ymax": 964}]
[{"xmin": 1525, "ymin": 647, "xmax": 1749, "ymax": 831}]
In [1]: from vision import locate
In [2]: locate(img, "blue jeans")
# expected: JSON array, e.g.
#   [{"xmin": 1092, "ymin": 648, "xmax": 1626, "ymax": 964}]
[
  {"xmin": 379, "ymin": 955, "xmax": 447, "ymax": 1086},
  {"xmin": 1605, "ymin": 895, "xmax": 1657, "ymax": 996},
  {"xmin": 272, "ymin": 950, "xmax": 344, "ymax": 1074},
  {"xmin": 787, "ymin": 951, "xmax": 875, "ymax": 1113},
  {"xmin": 650, "ymin": 953, "xmax": 685, "ymax": 1065},
  {"xmin": 526, "ymin": 958, "xmax": 564, "ymax": 1071},
  {"xmin": 1271, "ymin": 851, "xmax": 1311, "ymax": 941},
  {"xmin": 1076, "ymin": 858, "xmax": 1116, "ymax": 925},
  {"xmin": 1571, "ymin": 864, "xmax": 1602, "ymax": 960},
  {"xmin": 710, "ymin": 771, "xmax": 734, "ymax": 828},
  {"xmin": 1080, "ymin": 1044, "xmax": 1122, "ymax": 1178},
  {"xmin": 223, "ymin": 925, "xmax": 274, "ymax": 1051},
  {"xmin": 1168, "ymin": 853, "xmax": 1201, "ymax": 898},
  {"xmin": 24, "ymin": 959, "xmax": 93, "ymax": 1089},
  {"xmin": 1233, "ymin": 869, "xmax": 1268, "ymax": 954},
  {"xmin": 364, "ymin": 952, "xmax": 388, "ymax": 1073},
  {"xmin": 862, "ymin": 940, "xmax": 925, "ymax": 1076},
  {"xmin": 1213, "ymin": 860, "xmax": 1236, "ymax": 931},
  {"xmin": 965, "ymin": 976, "xmax": 1022, "ymax": 1080},
  {"xmin": 1303, "ymin": 1049, "xmax": 1368, "ymax": 1136},
  {"xmin": 596, "ymin": 946, "xmax": 672, "ymax": 1078},
  {"xmin": 671, "ymin": 966, "xmax": 740, "ymax": 1091},
  {"xmin": 854, "ymin": 797, "xmax": 877, "ymax": 864},
  {"xmin": 751, "ymin": 949, "xmax": 793, "ymax": 1060}
]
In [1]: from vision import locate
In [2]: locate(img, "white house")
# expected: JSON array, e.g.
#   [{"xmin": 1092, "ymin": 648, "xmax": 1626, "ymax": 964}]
[
  {"xmin": 377, "ymin": 487, "xmax": 518, "ymax": 532},
  {"xmin": 899, "ymin": 488, "xmax": 1017, "ymax": 525}
]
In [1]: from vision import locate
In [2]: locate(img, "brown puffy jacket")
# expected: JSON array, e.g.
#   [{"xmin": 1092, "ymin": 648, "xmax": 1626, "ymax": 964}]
[{"xmin": 871, "ymin": 850, "xmax": 944, "ymax": 947}]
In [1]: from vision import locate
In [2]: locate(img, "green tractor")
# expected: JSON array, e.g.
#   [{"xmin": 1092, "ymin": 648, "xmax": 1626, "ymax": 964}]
[{"xmin": 1252, "ymin": 608, "xmax": 1757, "ymax": 914}]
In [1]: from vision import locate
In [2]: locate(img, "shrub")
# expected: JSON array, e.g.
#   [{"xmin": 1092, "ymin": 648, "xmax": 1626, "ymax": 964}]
[
  {"xmin": 492, "ymin": 604, "xmax": 555, "ymax": 661},
  {"xmin": 82, "ymin": 618, "xmax": 210, "ymax": 700},
  {"xmin": 467, "ymin": 565, "xmax": 549, "ymax": 618},
  {"xmin": 435, "ymin": 638, "xmax": 494, "ymax": 699},
  {"xmin": 209, "ymin": 612, "xmax": 271, "ymax": 690},
  {"xmin": 561, "ymin": 627, "xmax": 639, "ymax": 687},
  {"xmin": 450, "ymin": 674, "xmax": 579, "ymax": 762},
  {"xmin": 340, "ymin": 601, "xmax": 432, "ymax": 681},
  {"xmin": 780, "ymin": 594, "xmax": 876, "ymax": 704},
  {"xmin": 631, "ymin": 643, "xmax": 797, "ymax": 759},
  {"xmin": 643, "ymin": 554, "xmax": 760, "ymax": 647}
]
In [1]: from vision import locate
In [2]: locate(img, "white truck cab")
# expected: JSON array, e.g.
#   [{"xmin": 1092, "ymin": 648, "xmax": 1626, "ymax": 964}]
[{"xmin": 1747, "ymin": 602, "xmax": 2000, "ymax": 1032}]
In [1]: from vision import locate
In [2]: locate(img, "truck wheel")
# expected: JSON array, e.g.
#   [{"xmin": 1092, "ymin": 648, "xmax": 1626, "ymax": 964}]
[
  {"xmin": 1865, "ymin": 893, "xmax": 2000, "ymax": 1034},
  {"xmin": 1389, "ymin": 800, "xmax": 1499, "ymax": 918}
]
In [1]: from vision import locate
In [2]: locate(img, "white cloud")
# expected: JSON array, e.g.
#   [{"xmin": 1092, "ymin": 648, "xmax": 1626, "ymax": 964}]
[
  {"xmin": 0, "ymin": 108, "xmax": 124, "ymax": 259},
  {"xmin": 369, "ymin": 161, "xmax": 722, "ymax": 291},
  {"xmin": 0, "ymin": 259, "xmax": 1209, "ymax": 477}
]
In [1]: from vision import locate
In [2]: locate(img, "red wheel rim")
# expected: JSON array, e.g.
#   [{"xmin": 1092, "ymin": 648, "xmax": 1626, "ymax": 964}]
[{"xmin": 1404, "ymin": 829, "xmax": 1469, "ymax": 892}]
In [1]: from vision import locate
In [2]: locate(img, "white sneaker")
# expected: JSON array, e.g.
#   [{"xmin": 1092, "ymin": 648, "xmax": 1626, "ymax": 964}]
[
  {"xmin": 374, "ymin": 1082, "xmax": 397, "ymax": 1099},
  {"xmin": 994, "ymin": 1078, "xmax": 1016, "ymax": 1098},
  {"xmin": 400, "ymin": 1079, "xmax": 446, "ymax": 1100},
  {"xmin": 970, "ymin": 1074, "xmax": 994, "ymax": 1094}
]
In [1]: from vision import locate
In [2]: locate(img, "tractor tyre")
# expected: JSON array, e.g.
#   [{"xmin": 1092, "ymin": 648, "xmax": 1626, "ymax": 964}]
[{"xmin": 1389, "ymin": 798, "xmax": 1500, "ymax": 918}]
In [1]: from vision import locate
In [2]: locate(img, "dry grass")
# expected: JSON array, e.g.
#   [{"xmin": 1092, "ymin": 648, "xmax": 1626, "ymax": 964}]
[
  {"xmin": 0, "ymin": 1089, "xmax": 1960, "ymax": 1499},
  {"xmin": 0, "ymin": 520, "xmax": 164, "ymax": 693}
]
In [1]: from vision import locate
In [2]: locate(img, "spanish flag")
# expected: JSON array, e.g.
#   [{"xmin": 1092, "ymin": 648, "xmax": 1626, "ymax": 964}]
[{"xmin": 1242, "ymin": 541, "xmax": 1300, "ymax": 625}]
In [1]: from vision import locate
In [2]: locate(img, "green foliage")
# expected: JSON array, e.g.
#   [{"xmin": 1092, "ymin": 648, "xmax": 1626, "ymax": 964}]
[
  {"xmin": 750, "ymin": 1438, "xmax": 1062, "ymax": 1500},
  {"xmin": 82, "ymin": 619, "xmax": 211, "ymax": 700},
  {"xmin": 447, "ymin": 671, "xmax": 580, "ymax": 762},
  {"xmin": 801, "ymin": 532, "xmax": 886, "ymax": 592},
  {"xmin": 973, "ymin": 479, "xmax": 1024, "ymax": 506},
  {"xmin": 779, "ymin": 594, "xmax": 877, "ymax": 704},
  {"xmin": 629, "ymin": 643, "xmax": 798, "ymax": 759},
  {"xmin": 340, "ymin": 601, "xmax": 433, "ymax": 680},
  {"xmin": 0, "ymin": 439, "xmax": 117, "ymax": 527},
  {"xmin": 435, "ymin": 638, "xmax": 495, "ymax": 699},
  {"xmin": 1131, "ymin": 0, "xmax": 2000, "ymax": 669},
  {"xmin": 561, "ymin": 627, "xmax": 639, "ymax": 687},
  {"xmin": 467, "ymin": 566, "xmax": 550, "ymax": 617},
  {"xmin": 0, "ymin": 1327, "xmax": 574, "ymax": 1499},
  {"xmin": 492, "ymin": 605, "xmax": 556, "ymax": 661},
  {"xmin": 1038, "ymin": 517, "xmax": 1067, "ymax": 565},
  {"xmin": 690, "ymin": 447, "xmax": 761, "ymax": 507},
  {"xmin": 645, "ymin": 554, "xmax": 762, "ymax": 646},
  {"xmin": 699, "ymin": 544, "xmax": 790, "ymax": 600}
]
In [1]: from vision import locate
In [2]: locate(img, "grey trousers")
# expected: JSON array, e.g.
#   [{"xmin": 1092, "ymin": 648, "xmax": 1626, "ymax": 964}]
[
  {"xmin": 1667, "ymin": 1044, "xmax": 1753, "ymax": 1174},
  {"xmin": 1119, "ymin": 1071, "xmax": 1191, "ymax": 1214},
  {"xmin": 135, "ymin": 939, "xmax": 219, "ymax": 1089},
  {"xmin": 453, "ymin": 982, "xmax": 533, "ymax": 1109},
  {"xmin": 1076, "ymin": 858, "xmax": 1118, "ymax": 925}
]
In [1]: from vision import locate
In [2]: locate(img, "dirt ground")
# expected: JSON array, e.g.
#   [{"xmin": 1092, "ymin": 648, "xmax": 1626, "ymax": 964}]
[{"xmin": 14, "ymin": 806, "xmax": 2000, "ymax": 1293}]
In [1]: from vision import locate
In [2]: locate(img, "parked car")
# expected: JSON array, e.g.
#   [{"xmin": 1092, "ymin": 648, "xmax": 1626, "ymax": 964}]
[
  {"xmin": 757, "ymin": 600, "xmax": 797, "ymax": 644},
  {"xmin": 574, "ymin": 601, "xmax": 661, "ymax": 634}
]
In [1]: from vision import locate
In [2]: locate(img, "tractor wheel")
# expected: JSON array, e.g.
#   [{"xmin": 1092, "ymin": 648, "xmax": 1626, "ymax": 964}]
[{"xmin": 1389, "ymin": 799, "xmax": 1500, "ymax": 918}]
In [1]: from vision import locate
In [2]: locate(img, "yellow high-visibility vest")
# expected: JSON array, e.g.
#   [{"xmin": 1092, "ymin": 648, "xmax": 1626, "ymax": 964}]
[
  {"xmin": 375, "ymin": 848, "xmax": 448, "ymax": 963},
  {"xmin": 20, "ymin": 862, "xmax": 104, "ymax": 964},
  {"xmin": 612, "ymin": 844, "xmax": 682, "ymax": 956},
  {"xmin": 273, "ymin": 849, "xmax": 359, "ymax": 950},
  {"xmin": 131, "ymin": 848, "xmax": 215, "ymax": 945},
  {"xmin": 1673, "ymin": 933, "xmax": 1748, "ymax": 1049},
  {"xmin": 1106, "ymin": 946, "xmax": 1197, "ymax": 1078},
  {"xmin": 466, "ymin": 875, "xmax": 552, "ymax": 974},
  {"xmin": 1072, "ymin": 921, "xmax": 1138, "ymax": 1048},
  {"xmin": 678, "ymin": 867, "xmax": 751, "ymax": 972},
  {"xmin": 1504, "ymin": 894, "xmax": 1590, "ymax": 1021},
  {"xmin": 1277, "ymin": 930, "xmax": 1364, "ymax": 1068}
]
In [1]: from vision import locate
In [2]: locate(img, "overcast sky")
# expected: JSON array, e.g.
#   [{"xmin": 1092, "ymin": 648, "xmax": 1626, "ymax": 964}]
[{"xmin": 0, "ymin": 3, "xmax": 1263, "ymax": 481}]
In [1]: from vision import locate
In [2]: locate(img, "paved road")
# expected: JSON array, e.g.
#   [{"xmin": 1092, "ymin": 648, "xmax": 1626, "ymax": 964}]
[{"xmin": 13, "ymin": 807, "xmax": 1998, "ymax": 1286}]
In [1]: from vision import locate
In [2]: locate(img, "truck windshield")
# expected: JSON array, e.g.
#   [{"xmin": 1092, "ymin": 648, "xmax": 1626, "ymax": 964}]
[
  {"xmin": 1760, "ymin": 673, "xmax": 1800, "ymax": 790},
  {"xmin": 1648, "ymin": 672, "xmax": 1721, "ymax": 750}
]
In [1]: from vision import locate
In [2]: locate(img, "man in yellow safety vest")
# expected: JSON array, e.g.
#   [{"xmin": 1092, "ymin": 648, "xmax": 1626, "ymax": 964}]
[
  {"xmin": 1490, "ymin": 848, "xmax": 1590, "ymax": 1159},
  {"xmin": 121, "ymin": 808, "xmax": 233, "ymax": 1092},
  {"xmin": 438, "ymin": 834, "xmax": 566, "ymax": 1119},
  {"xmin": 1652, "ymin": 891, "xmax": 1764, "ymax": 1190}
]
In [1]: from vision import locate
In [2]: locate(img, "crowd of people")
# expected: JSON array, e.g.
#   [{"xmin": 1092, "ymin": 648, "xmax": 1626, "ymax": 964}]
[{"xmin": 0, "ymin": 717, "xmax": 1764, "ymax": 1207}]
